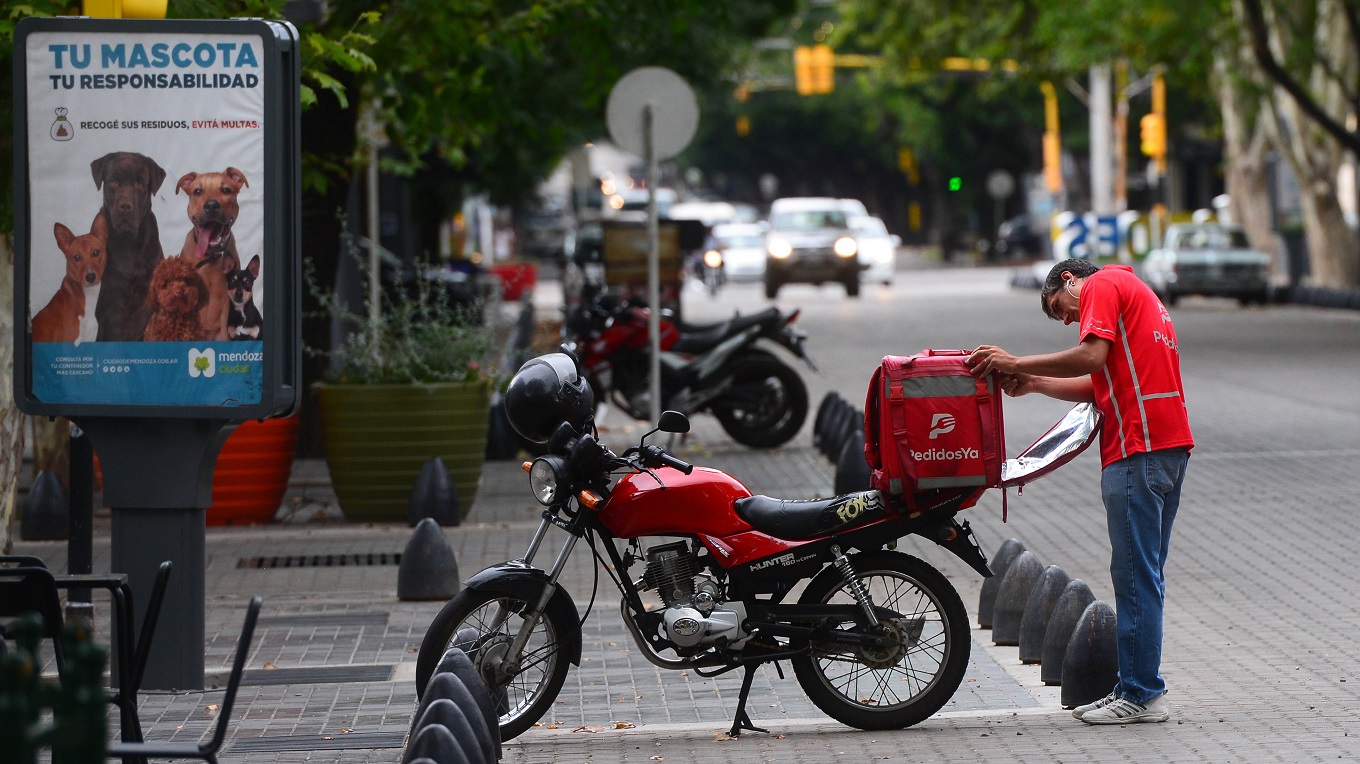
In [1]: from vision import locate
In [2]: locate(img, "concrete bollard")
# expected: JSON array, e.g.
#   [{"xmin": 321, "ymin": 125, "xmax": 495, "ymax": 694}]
[
  {"xmin": 1018, "ymin": 565, "xmax": 1072, "ymax": 664},
  {"xmin": 484, "ymin": 399, "xmax": 521, "ymax": 462},
  {"xmin": 991, "ymin": 550, "xmax": 1043, "ymax": 646},
  {"xmin": 407, "ymin": 457, "xmax": 461, "ymax": 527},
  {"xmin": 823, "ymin": 400, "xmax": 858, "ymax": 460},
  {"xmin": 398, "ymin": 518, "xmax": 460, "ymax": 602},
  {"xmin": 1041, "ymin": 579, "xmax": 1096, "ymax": 685},
  {"xmin": 20, "ymin": 469, "xmax": 69, "ymax": 541},
  {"xmin": 978, "ymin": 538, "xmax": 1025, "ymax": 628},
  {"xmin": 1060, "ymin": 600, "xmax": 1119, "ymax": 708},
  {"xmin": 833, "ymin": 429, "xmax": 871, "ymax": 494}
]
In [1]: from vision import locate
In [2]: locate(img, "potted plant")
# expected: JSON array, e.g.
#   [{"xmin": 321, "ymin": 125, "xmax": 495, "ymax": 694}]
[{"xmin": 310, "ymin": 241, "xmax": 497, "ymax": 523}]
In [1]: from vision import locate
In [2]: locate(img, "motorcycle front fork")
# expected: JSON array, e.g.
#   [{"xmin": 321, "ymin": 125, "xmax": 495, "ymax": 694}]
[{"xmin": 495, "ymin": 515, "xmax": 579, "ymax": 676}]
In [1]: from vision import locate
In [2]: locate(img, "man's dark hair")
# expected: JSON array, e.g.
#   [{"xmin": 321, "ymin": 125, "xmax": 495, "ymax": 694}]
[{"xmin": 1040, "ymin": 258, "xmax": 1100, "ymax": 319}]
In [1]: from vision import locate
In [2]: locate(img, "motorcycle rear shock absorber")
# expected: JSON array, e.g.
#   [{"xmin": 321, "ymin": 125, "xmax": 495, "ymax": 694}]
[{"xmin": 830, "ymin": 544, "xmax": 881, "ymax": 628}]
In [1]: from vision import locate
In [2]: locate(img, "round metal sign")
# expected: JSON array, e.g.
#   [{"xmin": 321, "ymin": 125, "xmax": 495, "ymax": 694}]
[{"xmin": 606, "ymin": 67, "xmax": 699, "ymax": 160}]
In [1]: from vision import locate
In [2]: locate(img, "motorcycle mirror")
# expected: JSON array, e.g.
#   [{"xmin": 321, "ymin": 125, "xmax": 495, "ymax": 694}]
[{"xmin": 657, "ymin": 410, "xmax": 690, "ymax": 434}]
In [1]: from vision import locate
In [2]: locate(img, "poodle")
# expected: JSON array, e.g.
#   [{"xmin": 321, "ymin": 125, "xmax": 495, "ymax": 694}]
[{"xmin": 143, "ymin": 257, "xmax": 211, "ymax": 342}]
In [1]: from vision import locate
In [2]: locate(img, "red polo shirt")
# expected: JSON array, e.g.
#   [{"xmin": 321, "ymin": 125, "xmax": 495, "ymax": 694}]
[{"xmin": 1079, "ymin": 265, "xmax": 1194, "ymax": 467}]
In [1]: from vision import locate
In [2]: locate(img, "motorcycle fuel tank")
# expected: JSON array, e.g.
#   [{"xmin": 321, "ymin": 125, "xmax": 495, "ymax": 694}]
[{"xmin": 599, "ymin": 467, "xmax": 754, "ymax": 538}]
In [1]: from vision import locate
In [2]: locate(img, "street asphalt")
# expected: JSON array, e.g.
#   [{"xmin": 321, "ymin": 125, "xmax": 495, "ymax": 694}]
[{"xmin": 12, "ymin": 257, "xmax": 1360, "ymax": 763}]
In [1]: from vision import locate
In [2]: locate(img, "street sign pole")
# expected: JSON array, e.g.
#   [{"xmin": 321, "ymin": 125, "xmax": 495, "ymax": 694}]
[{"xmin": 644, "ymin": 105, "xmax": 661, "ymax": 425}]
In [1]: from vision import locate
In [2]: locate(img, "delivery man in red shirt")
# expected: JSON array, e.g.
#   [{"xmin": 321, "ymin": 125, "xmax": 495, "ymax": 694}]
[{"xmin": 968, "ymin": 258, "xmax": 1193, "ymax": 724}]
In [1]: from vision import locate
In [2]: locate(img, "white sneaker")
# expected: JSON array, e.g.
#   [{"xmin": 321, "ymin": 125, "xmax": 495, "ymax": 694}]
[
  {"xmin": 1071, "ymin": 691, "xmax": 1117, "ymax": 720},
  {"xmin": 1080, "ymin": 693, "xmax": 1170, "ymax": 725}
]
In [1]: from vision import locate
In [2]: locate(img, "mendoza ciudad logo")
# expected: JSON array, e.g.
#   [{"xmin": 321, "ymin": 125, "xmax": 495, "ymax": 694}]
[{"xmin": 188, "ymin": 347, "xmax": 262, "ymax": 378}]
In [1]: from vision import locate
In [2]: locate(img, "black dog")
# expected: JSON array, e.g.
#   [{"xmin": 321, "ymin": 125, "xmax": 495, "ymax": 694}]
[
  {"xmin": 227, "ymin": 255, "xmax": 262, "ymax": 341},
  {"xmin": 91, "ymin": 151, "xmax": 166, "ymax": 341}
]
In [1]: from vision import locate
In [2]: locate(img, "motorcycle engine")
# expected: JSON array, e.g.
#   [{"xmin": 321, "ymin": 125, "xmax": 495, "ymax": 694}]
[{"xmin": 642, "ymin": 542, "xmax": 750, "ymax": 649}]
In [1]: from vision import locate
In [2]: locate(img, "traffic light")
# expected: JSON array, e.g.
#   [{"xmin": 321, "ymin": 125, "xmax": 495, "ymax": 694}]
[
  {"xmin": 1140, "ymin": 113, "xmax": 1165, "ymax": 158},
  {"xmin": 793, "ymin": 45, "xmax": 834, "ymax": 95},
  {"xmin": 1042, "ymin": 131, "xmax": 1062, "ymax": 193},
  {"xmin": 83, "ymin": 0, "xmax": 168, "ymax": 17},
  {"xmin": 948, "ymin": 177, "xmax": 962, "ymax": 192}
]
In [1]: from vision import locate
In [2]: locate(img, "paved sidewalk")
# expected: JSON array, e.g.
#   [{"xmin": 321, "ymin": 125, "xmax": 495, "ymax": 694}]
[{"xmin": 13, "ymin": 268, "xmax": 1360, "ymax": 763}]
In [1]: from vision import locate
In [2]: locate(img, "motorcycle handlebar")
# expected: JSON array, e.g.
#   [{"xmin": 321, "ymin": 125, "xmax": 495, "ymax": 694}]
[{"xmin": 640, "ymin": 444, "xmax": 694, "ymax": 475}]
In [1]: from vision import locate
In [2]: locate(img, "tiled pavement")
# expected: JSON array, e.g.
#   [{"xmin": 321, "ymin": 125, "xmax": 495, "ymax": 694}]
[{"xmin": 14, "ymin": 264, "xmax": 1360, "ymax": 762}]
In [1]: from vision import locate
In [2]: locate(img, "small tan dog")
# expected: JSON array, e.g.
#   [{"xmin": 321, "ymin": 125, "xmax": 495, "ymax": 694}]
[
  {"xmin": 176, "ymin": 167, "xmax": 247, "ymax": 341},
  {"xmin": 32, "ymin": 214, "xmax": 109, "ymax": 344}
]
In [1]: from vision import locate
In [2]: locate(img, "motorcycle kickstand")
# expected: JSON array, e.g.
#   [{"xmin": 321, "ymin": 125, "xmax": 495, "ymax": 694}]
[{"xmin": 727, "ymin": 663, "xmax": 769, "ymax": 738}]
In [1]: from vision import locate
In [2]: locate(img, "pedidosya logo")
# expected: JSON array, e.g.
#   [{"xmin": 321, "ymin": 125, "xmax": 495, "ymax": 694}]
[
  {"xmin": 911, "ymin": 446, "xmax": 980, "ymax": 462},
  {"xmin": 188, "ymin": 347, "xmax": 216, "ymax": 378},
  {"xmin": 928, "ymin": 413, "xmax": 956, "ymax": 439}
]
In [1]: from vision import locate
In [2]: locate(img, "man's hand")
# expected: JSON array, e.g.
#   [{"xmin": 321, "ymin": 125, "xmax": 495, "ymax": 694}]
[
  {"xmin": 997, "ymin": 372, "xmax": 1037, "ymax": 397},
  {"xmin": 967, "ymin": 345, "xmax": 1019, "ymax": 377}
]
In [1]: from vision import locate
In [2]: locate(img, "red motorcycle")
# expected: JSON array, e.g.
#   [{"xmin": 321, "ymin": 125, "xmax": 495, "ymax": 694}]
[
  {"xmin": 416, "ymin": 352, "xmax": 1012, "ymax": 739},
  {"xmin": 563, "ymin": 293, "xmax": 814, "ymax": 448}
]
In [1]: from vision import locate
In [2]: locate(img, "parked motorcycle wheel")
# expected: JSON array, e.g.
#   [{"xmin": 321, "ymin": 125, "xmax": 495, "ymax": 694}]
[
  {"xmin": 711, "ymin": 352, "xmax": 809, "ymax": 448},
  {"xmin": 415, "ymin": 588, "xmax": 572, "ymax": 741},
  {"xmin": 790, "ymin": 551, "xmax": 970, "ymax": 730}
]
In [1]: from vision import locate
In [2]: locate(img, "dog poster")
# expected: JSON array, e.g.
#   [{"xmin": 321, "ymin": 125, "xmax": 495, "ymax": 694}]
[{"xmin": 21, "ymin": 26, "xmax": 272, "ymax": 408}]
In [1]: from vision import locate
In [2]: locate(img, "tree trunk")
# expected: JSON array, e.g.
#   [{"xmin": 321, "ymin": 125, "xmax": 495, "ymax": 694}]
[
  {"xmin": 0, "ymin": 233, "xmax": 28, "ymax": 553},
  {"xmin": 1215, "ymin": 56, "xmax": 1278, "ymax": 267}
]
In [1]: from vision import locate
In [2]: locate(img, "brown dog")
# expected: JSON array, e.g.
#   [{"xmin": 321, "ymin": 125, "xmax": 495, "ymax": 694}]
[
  {"xmin": 176, "ymin": 168, "xmax": 247, "ymax": 341},
  {"xmin": 91, "ymin": 151, "xmax": 166, "ymax": 341},
  {"xmin": 143, "ymin": 256, "xmax": 210, "ymax": 342},
  {"xmin": 32, "ymin": 215, "xmax": 109, "ymax": 344}
]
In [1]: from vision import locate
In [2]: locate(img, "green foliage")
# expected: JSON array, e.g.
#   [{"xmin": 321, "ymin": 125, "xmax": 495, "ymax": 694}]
[{"xmin": 305, "ymin": 236, "xmax": 494, "ymax": 386}]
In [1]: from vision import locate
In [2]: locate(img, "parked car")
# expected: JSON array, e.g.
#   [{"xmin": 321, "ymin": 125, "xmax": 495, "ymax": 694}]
[
  {"xmin": 1141, "ymin": 223, "xmax": 1272, "ymax": 306},
  {"xmin": 764, "ymin": 197, "xmax": 862, "ymax": 299},
  {"xmin": 995, "ymin": 214, "xmax": 1044, "ymax": 259},
  {"xmin": 849, "ymin": 215, "xmax": 901, "ymax": 285}
]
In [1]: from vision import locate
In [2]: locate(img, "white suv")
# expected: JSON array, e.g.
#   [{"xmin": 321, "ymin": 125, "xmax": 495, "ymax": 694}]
[{"xmin": 764, "ymin": 197, "xmax": 863, "ymax": 299}]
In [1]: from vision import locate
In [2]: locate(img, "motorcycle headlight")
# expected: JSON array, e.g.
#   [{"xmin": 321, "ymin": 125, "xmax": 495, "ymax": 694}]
[
  {"xmin": 529, "ymin": 456, "xmax": 568, "ymax": 505},
  {"xmin": 768, "ymin": 238, "xmax": 792, "ymax": 259},
  {"xmin": 834, "ymin": 236, "xmax": 858, "ymax": 257},
  {"xmin": 703, "ymin": 249, "xmax": 723, "ymax": 268}
]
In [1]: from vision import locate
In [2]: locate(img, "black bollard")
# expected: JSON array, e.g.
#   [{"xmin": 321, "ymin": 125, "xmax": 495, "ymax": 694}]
[
  {"xmin": 1060, "ymin": 600, "xmax": 1119, "ymax": 708},
  {"xmin": 1041, "ymin": 579, "xmax": 1096, "ymax": 685},
  {"xmin": 991, "ymin": 550, "xmax": 1043, "ymax": 646},
  {"xmin": 20, "ymin": 470, "xmax": 69, "ymax": 541},
  {"xmin": 823, "ymin": 400, "xmax": 856, "ymax": 460},
  {"xmin": 833, "ymin": 429, "xmax": 871, "ymax": 494},
  {"xmin": 434, "ymin": 648, "xmax": 501, "ymax": 761},
  {"xmin": 812, "ymin": 392, "xmax": 842, "ymax": 451},
  {"xmin": 397, "ymin": 518, "xmax": 460, "ymax": 602},
  {"xmin": 978, "ymin": 539, "xmax": 1026, "ymax": 629},
  {"xmin": 1018, "ymin": 565, "xmax": 1072, "ymax": 664},
  {"xmin": 484, "ymin": 399, "xmax": 521, "ymax": 462},
  {"xmin": 403, "ymin": 723, "xmax": 471, "ymax": 764},
  {"xmin": 407, "ymin": 697, "xmax": 487, "ymax": 764},
  {"xmin": 407, "ymin": 458, "xmax": 461, "ymax": 527}
]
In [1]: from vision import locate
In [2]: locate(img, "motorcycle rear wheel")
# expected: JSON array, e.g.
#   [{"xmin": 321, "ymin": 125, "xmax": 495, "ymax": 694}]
[
  {"xmin": 711, "ymin": 352, "xmax": 808, "ymax": 448},
  {"xmin": 790, "ymin": 551, "xmax": 970, "ymax": 730},
  {"xmin": 415, "ymin": 588, "xmax": 572, "ymax": 741}
]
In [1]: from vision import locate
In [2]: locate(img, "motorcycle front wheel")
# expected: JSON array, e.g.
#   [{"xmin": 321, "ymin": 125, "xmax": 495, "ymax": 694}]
[
  {"xmin": 789, "ymin": 551, "xmax": 970, "ymax": 730},
  {"xmin": 415, "ymin": 588, "xmax": 572, "ymax": 741},
  {"xmin": 711, "ymin": 352, "xmax": 808, "ymax": 448}
]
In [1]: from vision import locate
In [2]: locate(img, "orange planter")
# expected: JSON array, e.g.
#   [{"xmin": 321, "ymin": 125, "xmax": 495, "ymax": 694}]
[{"xmin": 207, "ymin": 416, "xmax": 300, "ymax": 525}]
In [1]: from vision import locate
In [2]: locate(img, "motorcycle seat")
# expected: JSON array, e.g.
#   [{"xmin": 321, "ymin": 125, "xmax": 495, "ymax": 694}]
[
  {"xmin": 672, "ymin": 307, "xmax": 782, "ymax": 354},
  {"xmin": 734, "ymin": 490, "xmax": 888, "ymax": 540}
]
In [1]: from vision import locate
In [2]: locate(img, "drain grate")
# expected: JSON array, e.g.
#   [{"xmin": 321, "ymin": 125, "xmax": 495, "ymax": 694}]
[
  {"xmin": 257, "ymin": 612, "xmax": 390, "ymax": 629},
  {"xmin": 229, "ymin": 731, "xmax": 407, "ymax": 752},
  {"xmin": 237, "ymin": 553, "xmax": 401, "ymax": 569},
  {"xmin": 240, "ymin": 664, "xmax": 396, "ymax": 686}
]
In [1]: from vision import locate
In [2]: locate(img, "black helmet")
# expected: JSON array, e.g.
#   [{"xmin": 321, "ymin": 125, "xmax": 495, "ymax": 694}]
[{"xmin": 503, "ymin": 353, "xmax": 595, "ymax": 443}]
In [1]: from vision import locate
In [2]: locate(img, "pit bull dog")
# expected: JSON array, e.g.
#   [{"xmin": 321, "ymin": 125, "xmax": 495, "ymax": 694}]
[
  {"xmin": 32, "ymin": 215, "xmax": 109, "ymax": 345},
  {"xmin": 176, "ymin": 167, "xmax": 248, "ymax": 341},
  {"xmin": 91, "ymin": 151, "xmax": 166, "ymax": 342}
]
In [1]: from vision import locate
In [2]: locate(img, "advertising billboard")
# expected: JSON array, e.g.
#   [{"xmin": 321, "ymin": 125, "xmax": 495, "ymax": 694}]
[{"xmin": 13, "ymin": 18, "xmax": 299, "ymax": 419}]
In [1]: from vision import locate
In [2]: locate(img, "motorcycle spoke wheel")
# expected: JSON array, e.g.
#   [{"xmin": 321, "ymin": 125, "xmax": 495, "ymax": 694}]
[
  {"xmin": 415, "ymin": 588, "xmax": 572, "ymax": 741},
  {"xmin": 712, "ymin": 353, "xmax": 808, "ymax": 448},
  {"xmin": 791, "ymin": 551, "xmax": 970, "ymax": 730}
]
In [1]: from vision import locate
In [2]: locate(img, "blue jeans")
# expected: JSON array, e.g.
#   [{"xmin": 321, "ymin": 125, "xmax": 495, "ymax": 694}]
[{"xmin": 1101, "ymin": 447, "xmax": 1189, "ymax": 705}]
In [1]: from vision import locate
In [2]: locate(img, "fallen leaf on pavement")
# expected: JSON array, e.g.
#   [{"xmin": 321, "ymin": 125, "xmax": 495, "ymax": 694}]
[
  {"xmin": 614, "ymin": 721, "xmax": 635, "ymax": 729},
  {"xmin": 572, "ymin": 725, "xmax": 606, "ymax": 733}
]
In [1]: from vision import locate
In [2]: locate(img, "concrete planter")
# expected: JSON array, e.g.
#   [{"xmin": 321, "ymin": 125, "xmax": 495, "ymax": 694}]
[{"xmin": 317, "ymin": 381, "xmax": 491, "ymax": 523}]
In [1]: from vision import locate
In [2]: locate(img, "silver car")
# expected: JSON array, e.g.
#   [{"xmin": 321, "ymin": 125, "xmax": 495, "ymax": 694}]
[{"xmin": 1141, "ymin": 223, "xmax": 1271, "ymax": 306}]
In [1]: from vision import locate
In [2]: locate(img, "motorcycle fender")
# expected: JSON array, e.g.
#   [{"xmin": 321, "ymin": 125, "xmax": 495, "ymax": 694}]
[{"xmin": 464, "ymin": 564, "xmax": 584, "ymax": 666}]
